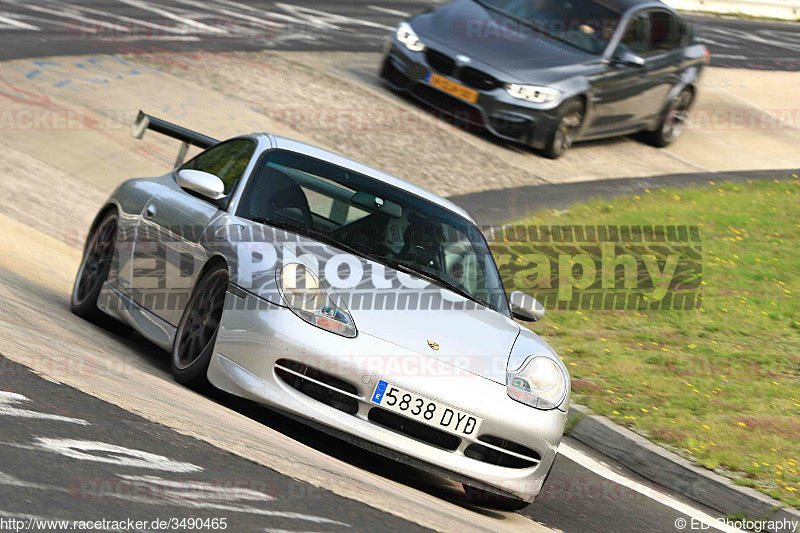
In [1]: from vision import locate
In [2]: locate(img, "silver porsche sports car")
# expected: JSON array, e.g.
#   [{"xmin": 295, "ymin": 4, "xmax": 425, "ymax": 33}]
[{"xmin": 71, "ymin": 111, "xmax": 570, "ymax": 509}]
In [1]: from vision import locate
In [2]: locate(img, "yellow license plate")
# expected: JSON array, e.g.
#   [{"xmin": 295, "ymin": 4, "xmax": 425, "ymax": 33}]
[{"xmin": 426, "ymin": 72, "xmax": 479, "ymax": 103}]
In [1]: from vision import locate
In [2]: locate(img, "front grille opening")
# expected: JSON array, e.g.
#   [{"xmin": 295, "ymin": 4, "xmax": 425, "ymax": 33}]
[
  {"xmin": 464, "ymin": 436, "xmax": 541, "ymax": 468},
  {"xmin": 368, "ymin": 408, "xmax": 461, "ymax": 451},
  {"xmin": 425, "ymin": 49, "xmax": 499, "ymax": 92},
  {"xmin": 459, "ymin": 67, "xmax": 500, "ymax": 91},
  {"xmin": 275, "ymin": 359, "xmax": 359, "ymax": 415},
  {"xmin": 426, "ymin": 49, "xmax": 456, "ymax": 76}
]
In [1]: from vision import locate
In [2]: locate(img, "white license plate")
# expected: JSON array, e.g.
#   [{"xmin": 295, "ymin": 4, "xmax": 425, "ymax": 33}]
[{"xmin": 370, "ymin": 380, "xmax": 482, "ymax": 437}]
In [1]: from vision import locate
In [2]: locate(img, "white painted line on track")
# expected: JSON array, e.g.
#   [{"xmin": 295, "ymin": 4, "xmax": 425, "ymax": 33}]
[
  {"xmin": 169, "ymin": 0, "xmax": 284, "ymax": 29},
  {"xmin": 559, "ymin": 442, "xmax": 746, "ymax": 533},
  {"xmin": 696, "ymin": 36, "xmax": 737, "ymax": 49},
  {"xmin": 368, "ymin": 5, "xmax": 411, "ymax": 17},
  {"xmin": 661, "ymin": 149, "xmax": 716, "ymax": 173},
  {"xmin": 0, "ymin": 470, "xmax": 348, "ymax": 526},
  {"xmin": 112, "ymin": 0, "xmax": 230, "ymax": 35},
  {"xmin": 0, "ymin": 13, "xmax": 39, "ymax": 30},
  {"xmin": 35, "ymin": 438, "xmax": 204, "ymax": 473},
  {"xmin": 209, "ymin": 0, "xmax": 264, "ymax": 13},
  {"xmin": 703, "ymin": 26, "xmax": 800, "ymax": 53},
  {"xmin": 0, "ymin": 12, "xmax": 100, "ymax": 33},
  {"xmin": 92, "ymin": 35, "xmax": 202, "ymax": 42},
  {"xmin": 0, "ymin": 0, "xmax": 132, "ymax": 33},
  {"xmin": 118, "ymin": 475, "xmax": 275, "ymax": 503},
  {"xmin": 0, "ymin": 471, "xmax": 68, "ymax": 492},
  {"xmin": 207, "ymin": 0, "xmax": 318, "ymax": 30},
  {"xmin": 0, "ymin": 392, "xmax": 89, "ymax": 425},
  {"xmin": 45, "ymin": 0, "xmax": 198, "ymax": 36},
  {"xmin": 275, "ymin": 2, "xmax": 396, "ymax": 31}
]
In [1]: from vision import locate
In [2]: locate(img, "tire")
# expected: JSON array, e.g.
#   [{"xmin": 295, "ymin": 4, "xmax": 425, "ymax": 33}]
[
  {"xmin": 171, "ymin": 264, "xmax": 229, "ymax": 389},
  {"xmin": 644, "ymin": 89, "xmax": 693, "ymax": 147},
  {"xmin": 461, "ymin": 484, "xmax": 530, "ymax": 511},
  {"xmin": 542, "ymin": 99, "xmax": 585, "ymax": 159},
  {"xmin": 70, "ymin": 211, "xmax": 132, "ymax": 336}
]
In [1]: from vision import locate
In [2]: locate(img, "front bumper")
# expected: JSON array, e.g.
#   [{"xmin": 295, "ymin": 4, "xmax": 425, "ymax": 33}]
[
  {"xmin": 381, "ymin": 40, "xmax": 561, "ymax": 150},
  {"xmin": 208, "ymin": 290, "xmax": 567, "ymax": 502}
]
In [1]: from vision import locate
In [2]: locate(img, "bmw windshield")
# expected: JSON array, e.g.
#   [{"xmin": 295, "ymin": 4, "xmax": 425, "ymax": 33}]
[
  {"xmin": 238, "ymin": 149, "xmax": 511, "ymax": 316},
  {"xmin": 475, "ymin": 0, "xmax": 622, "ymax": 54}
]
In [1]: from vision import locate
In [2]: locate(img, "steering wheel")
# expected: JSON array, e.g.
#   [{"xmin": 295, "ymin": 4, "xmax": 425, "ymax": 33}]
[{"xmin": 271, "ymin": 204, "xmax": 313, "ymax": 231}]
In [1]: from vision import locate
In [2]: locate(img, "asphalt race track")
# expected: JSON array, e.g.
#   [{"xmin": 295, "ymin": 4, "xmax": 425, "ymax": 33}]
[
  {"xmin": 0, "ymin": 0, "xmax": 799, "ymax": 70},
  {"xmin": 0, "ymin": 354, "xmax": 429, "ymax": 532},
  {"xmin": 0, "ymin": 1, "xmax": 796, "ymax": 532}
]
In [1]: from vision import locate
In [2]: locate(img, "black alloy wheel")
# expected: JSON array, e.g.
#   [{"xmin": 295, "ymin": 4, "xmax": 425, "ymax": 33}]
[{"xmin": 171, "ymin": 265, "xmax": 229, "ymax": 388}]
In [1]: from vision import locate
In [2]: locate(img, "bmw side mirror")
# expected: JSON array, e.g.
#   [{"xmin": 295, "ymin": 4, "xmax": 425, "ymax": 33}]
[
  {"xmin": 509, "ymin": 291, "xmax": 546, "ymax": 322},
  {"xmin": 176, "ymin": 169, "xmax": 225, "ymax": 200},
  {"xmin": 614, "ymin": 48, "xmax": 645, "ymax": 68}
]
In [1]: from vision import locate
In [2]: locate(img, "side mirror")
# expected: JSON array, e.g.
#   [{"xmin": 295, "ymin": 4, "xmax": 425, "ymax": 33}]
[
  {"xmin": 509, "ymin": 291, "xmax": 546, "ymax": 322},
  {"xmin": 176, "ymin": 169, "xmax": 225, "ymax": 200},
  {"xmin": 613, "ymin": 48, "xmax": 645, "ymax": 68}
]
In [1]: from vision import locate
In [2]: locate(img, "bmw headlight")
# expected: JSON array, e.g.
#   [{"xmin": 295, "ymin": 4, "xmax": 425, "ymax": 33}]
[
  {"xmin": 507, "ymin": 355, "xmax": 568, "ymax": 410},
  {"xmin": 278, "ymin": 262, "xmax": 357, "ymax": 338},
  {"xmin": 505, "ymin": 84, "xmax": 560, "ymax": 104},
  {"xmin": 396, "ymin": 22, "xmax": 425, "ymax": 52}
]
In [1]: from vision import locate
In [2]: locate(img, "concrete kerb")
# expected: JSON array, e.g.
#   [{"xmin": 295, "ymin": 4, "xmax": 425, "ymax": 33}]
[{"xmin": 565, "ymin": 403, "xmax": 800, "ymax": 532}]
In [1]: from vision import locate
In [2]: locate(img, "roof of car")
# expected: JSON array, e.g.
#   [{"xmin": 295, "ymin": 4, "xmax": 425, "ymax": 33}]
[{"xmin": 262, "ymin": 134, "xmax": 476, "ymax": 224}]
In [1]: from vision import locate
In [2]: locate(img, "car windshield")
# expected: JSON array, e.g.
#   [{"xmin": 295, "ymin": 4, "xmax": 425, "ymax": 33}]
[
  {"xmin": 476, "ymin": 0, "xmax": 622, "ymax": 54},
  {"xmin": 238, "ymin": 150, "xmax": 510, "ymax": 316}
]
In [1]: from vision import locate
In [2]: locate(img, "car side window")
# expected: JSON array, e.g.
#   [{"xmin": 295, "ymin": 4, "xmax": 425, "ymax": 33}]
[
  {"xmin": 620, "ymin": 10, "xmax": 683, "ymax": 57},
  {"xmin": 179, "ymin": 139, "xmax": 256, "ymax": 195},
  {"xmin": 620, "ymin": 13, "xmax": 650, "ymax": 56},
  {"xmin": 649, "ymin": 12, "xmax": 683, "ymax": 53}
]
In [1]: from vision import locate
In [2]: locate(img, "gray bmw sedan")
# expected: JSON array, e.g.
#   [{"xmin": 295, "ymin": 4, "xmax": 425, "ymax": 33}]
[{"xmin": 381, "ymin": 0, "xmax": 708, "ymax": 157}]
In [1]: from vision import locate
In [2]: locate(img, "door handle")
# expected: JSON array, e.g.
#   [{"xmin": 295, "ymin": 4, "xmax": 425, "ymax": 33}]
[{"xmin": 144, "ymin": 204, "xmax": 157, "ymax": 219}]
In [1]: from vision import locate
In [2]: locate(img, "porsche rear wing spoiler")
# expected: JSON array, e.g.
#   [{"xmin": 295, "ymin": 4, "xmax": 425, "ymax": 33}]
[{"xmin": 131, "ymin": 110, "xmax": 219, "ymax": 166}]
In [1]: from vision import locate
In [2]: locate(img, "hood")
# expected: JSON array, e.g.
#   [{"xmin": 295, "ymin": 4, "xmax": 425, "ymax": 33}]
[
  {"xmin": 411, "ymin": 0, "xmax": 599, "ymax": 84},
  {"xmin": 226, "ymin": 229, "xmax": 522, "ymax": 384},
  {"xmin": 354, "ymin": 290, "xmax": 521, "ymax": 384}
]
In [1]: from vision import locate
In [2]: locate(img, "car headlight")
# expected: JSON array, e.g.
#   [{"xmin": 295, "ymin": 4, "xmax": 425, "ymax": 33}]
[
  {"xmin": 278, "ymin": 262, "xmax": 357, "ymax": 338},
  {"xmin": 507, "ymin": 355, "xmax": 568, "ymax": 410},
  {"xmin": 505, "ymin": 84, "xmax": 560, "ymax": 104},
  {"xmin": 396, "ymin": 22, "xmax": 425, "ymax": 52}
]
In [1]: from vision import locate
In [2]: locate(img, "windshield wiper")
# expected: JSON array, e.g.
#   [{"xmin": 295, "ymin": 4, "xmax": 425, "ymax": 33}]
[{"xmin": 377, "ymin": 256, "xmax": 489, "ymax": 309}]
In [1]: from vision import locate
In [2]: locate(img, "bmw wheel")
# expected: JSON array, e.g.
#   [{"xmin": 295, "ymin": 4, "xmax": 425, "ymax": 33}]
[
  {"xmin": 645, "ymin": 89, "xmax": 693, "ymax": 147},
  {"xmin": 542, "ymin": 99, "xmax": 584, "ymax": 159},
  {"xmin": 171, "ymin": 264, "xmax": 228, "ymax": 388}
]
